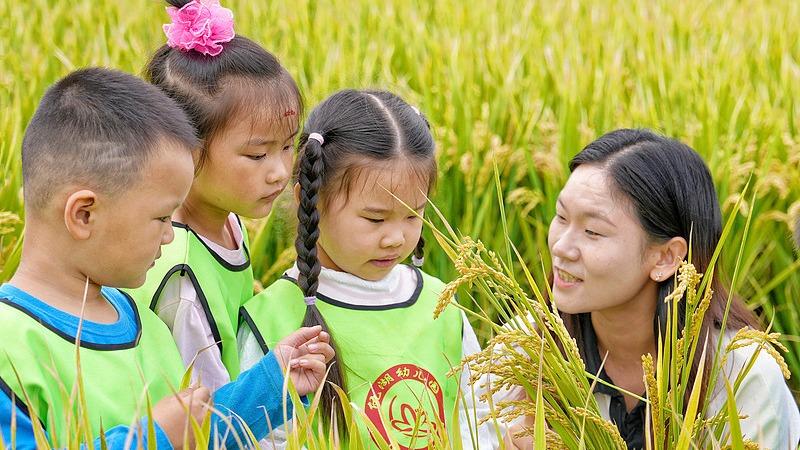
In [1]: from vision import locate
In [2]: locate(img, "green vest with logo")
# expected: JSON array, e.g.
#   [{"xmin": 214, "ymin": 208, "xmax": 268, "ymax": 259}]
[
  {"xmin": 0, "ymin": 291, "xmax": 184, "ymax": 447},
  {"xmin": 126, "ymin": 219, "xmax": 253, "ymax": 379},
  {"xmin": 240, "ymin": 267, "xmax": 463, "ymax": 449}
]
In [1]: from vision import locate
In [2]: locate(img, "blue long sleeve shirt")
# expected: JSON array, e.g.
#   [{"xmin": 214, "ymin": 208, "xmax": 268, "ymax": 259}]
[{"xmin": 0, "ymin": 284, "xmax": 298, "ymax": 449}]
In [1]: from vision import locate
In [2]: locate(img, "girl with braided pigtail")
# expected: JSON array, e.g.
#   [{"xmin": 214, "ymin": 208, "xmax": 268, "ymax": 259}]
[{"xmin": 240, "ymin": 90, "xmax": 497, "ymax": 449}]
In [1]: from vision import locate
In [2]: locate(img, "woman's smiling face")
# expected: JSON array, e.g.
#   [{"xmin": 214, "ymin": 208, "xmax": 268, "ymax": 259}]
[{"xmin": 547, "ymin": 164, "xmax": 659, "ymax": 315}]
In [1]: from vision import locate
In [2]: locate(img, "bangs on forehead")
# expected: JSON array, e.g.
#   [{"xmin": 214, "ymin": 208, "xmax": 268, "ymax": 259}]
[
  {"xmin": 217, "ymin": 75, "xmax": 302, "ymax": 136},
  {"xmin": 325, "ymin": 156, "xmax": 435, "ymax": 209}
]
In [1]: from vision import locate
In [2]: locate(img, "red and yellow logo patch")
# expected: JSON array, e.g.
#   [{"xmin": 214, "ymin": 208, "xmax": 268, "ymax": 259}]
[{"xmin": 364, "ymin": 363, "xmax": 446, "ymax": 450}]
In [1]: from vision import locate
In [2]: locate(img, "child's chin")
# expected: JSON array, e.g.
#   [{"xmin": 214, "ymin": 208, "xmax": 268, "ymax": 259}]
[
  {"xmin": 247, "ymin": 200, "xmax": 276, "ymax": 219},
  {"xmin": 358, "ymin": 266, "xmax": 395, "ymax": 282},
  {"xmin": 115, "ymin": 274, "xmax": 148, "ymax": 289}
]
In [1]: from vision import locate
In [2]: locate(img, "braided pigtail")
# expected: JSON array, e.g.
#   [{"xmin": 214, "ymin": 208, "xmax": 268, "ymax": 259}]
[
  {"xmin": 295, "ymin": 132, "xmax": 347, "ymax": 435},
  {"xmin": 412, "ymin": 236, "xmax": 425, "ymax": 267},
  {"xmin": 409, "ymin": 104, "xmax": 429, "ymax": 270}
]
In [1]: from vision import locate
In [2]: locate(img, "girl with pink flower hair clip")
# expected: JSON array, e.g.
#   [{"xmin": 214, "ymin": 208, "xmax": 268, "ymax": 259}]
[
  {"xmin": 162, "ymin": 0, "xmax": 235, "ymax": 57},
  {"xmin": 127, "ymin": 0, "xmax": 333, "ymax": 447}
]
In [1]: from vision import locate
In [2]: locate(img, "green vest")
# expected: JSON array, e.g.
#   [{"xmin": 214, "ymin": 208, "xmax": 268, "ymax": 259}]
[
  {"xmin": 0, "ymin": 291, "xmax": 184, "ymax": 447},
  {"xmin": 240, "ymin": 267, "xmax": 463, "ymax": 449},
  {"xmin": 126, "ymin": 219, "xmax": 254, "ymax": 379}
]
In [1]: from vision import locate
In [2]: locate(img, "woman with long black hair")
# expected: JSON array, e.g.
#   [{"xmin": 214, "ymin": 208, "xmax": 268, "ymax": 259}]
[{"xmin": 505, "ymin": 129, "xmax": 799, "ymax": 449}]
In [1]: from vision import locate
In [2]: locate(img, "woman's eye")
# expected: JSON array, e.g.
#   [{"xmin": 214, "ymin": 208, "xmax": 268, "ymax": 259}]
[
  {"xmin": 247, "ymin": 154, "xmax": 266, "ymax": 161},
  {"xmin": 363, "ymin": 217, "xmax": 384, "ymax": 223}
]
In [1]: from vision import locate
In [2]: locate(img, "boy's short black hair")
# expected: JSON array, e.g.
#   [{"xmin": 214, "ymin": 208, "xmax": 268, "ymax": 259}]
[{"xmin": 21, "ymin": 67, "xmax": 199, "ymax": 210}]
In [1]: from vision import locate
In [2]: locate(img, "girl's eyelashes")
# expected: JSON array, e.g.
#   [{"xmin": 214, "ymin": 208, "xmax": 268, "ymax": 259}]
[{"xmin": 246, "ymin": 143, "xmax": 292, "ymax": 159}]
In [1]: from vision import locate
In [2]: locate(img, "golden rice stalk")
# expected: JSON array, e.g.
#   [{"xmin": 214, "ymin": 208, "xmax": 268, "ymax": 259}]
[
  {"xmin": 722, "ymin": 328, "xmax": 790, "ymax": 379},
  {"xmin": 664, "ymin": 262, "xmax": 702, "ymax": 307},
  {"xmin": 721, "ymin": 442, "xmax": 760, "ymax": 450},
  {"xmin": 569, "ymin": 407, "xmax": 627, "ymax": 450},
  {"xmin": 0, "ymin": 211, "xmax": 21, "ymax": 236},
  {"xmin": 642, "ymin": 353, "xmax": 662, "ymax": 449}
]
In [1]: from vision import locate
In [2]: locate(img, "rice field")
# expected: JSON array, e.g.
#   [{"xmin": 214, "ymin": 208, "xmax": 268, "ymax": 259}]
[{"xmin": 0, "ymin": 0, "xmax": 799, "ymax": 447}]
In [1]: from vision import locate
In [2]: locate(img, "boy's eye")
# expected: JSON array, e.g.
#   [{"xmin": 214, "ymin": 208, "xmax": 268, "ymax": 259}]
[
  {"xmin": 247, "ymin": 154, "xmax": 267, "ymax": 161},
  {"xmin": 364, "ymin": 217, "xmax": 384, "ymax": 223}
]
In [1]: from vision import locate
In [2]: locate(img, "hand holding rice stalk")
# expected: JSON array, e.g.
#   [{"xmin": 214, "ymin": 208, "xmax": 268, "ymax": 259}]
[
  {"xmin": 425, "ymin": 173, "xmax": 791, "ymax": 449},
  {"xmin": 432, "ymin": 230, "xmax": 627, "ymax": 449}
]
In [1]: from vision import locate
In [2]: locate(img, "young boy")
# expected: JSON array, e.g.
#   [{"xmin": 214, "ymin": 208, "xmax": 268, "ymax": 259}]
[{"xmin": 0, "ymin": 68, "xmax": 333, "ymax": 449}]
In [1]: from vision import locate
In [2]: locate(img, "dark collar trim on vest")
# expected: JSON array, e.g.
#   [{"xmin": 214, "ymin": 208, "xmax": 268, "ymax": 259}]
[
  {"xmin": 0, "ymin": 294, "xmax": 142, "ymax": 351},
  {"xmin": 171, "ymin": 218, "xmax": 251, "ymax": 272},
  {"xmin": 150, "ymin": 264, "xmax": 225, "ymax": 356},
  {"xmin": 281, "ymin": 264, "xmax": 425, "ymax": 311},
  {"xmin": 238, "ymin": 306, "xmax": 269, "ymax": 354},
  {"xmin": 0, "ymin": 375, "xmax": 45, "ymax": 430}
]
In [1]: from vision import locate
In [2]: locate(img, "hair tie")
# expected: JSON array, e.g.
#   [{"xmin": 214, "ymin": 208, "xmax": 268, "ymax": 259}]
[
  {"xmin": 308, "ymin": 133, "xmax": 325, "ymax": 145},
  {"xmin": 411, "ymin": 106, "xmax": 421, "ymax": 116},
  {"xmin": 304, "ymin": 296, "xmax": 317, "ymax": 306},
  {"xmin": 411, "ymin": 255, "xmax": 424, "ymax": 267},
  {"xmin": 163, "ymin": 0, "xmax": 235, "ymax": 57}
]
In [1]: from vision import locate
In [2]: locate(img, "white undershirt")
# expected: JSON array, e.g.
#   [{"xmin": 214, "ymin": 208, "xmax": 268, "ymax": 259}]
[
  {"xmin": 491, "ymin": 315, "xmax": 800, "ymax": 449},
  {"xmin": 283, "ymin": 263, "xmax": 419, "ymax": 305},
  {"xmin": 154, "ymin": 213, "xmax": 246, "ymax": 392},
  {"xmin": 238, "ymin": 263, "xmax": 500, "ymax": 449}
]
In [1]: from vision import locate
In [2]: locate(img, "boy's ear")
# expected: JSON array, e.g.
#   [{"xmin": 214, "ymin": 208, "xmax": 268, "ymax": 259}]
[
  {"xmin": 648, "ymin": 236, "xmax": 688, "ymax": 282},
  {"xmin": 63, "ymin": 190, "xmax": 98, "ymax": 240},
  {"xmin": 293, "ymin": 182, "xmax": 300, "ymax": 204}
]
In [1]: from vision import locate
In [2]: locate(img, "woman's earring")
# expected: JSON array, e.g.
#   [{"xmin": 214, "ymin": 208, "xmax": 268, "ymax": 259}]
[{"xmin": 655, "ymin": 272, "xmax": 663, "ymax": 281}]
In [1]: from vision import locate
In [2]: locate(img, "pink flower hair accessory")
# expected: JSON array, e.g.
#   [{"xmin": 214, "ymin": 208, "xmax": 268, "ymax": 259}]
[{"xmin": 163, "ymin": 0, "xmax": 235, "ymax": 57}]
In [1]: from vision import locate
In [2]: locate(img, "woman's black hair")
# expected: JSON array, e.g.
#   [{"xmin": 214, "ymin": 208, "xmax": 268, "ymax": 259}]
[
  {"xmin": 563, "ymin": 128, "xmax": 757, "ymax": 414},
  {"xmin": 145, "ymin": 0, "xmax": 302, "ymax": 170},
  {"xmin": 295, "ymin": 89, "xmax": 436, "ymax": 434}
]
